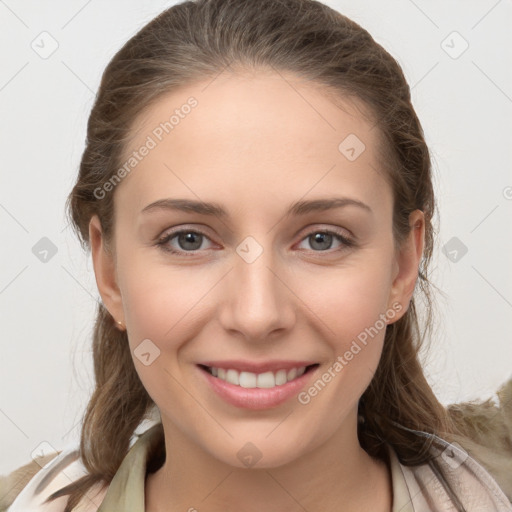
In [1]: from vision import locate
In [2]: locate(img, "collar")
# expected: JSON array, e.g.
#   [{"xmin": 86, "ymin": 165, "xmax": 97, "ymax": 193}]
[
  {"xmin": 387, "ymin": 444, "xmax": 415, "ymax": 512},
  {"xmin": 97, "ymin": 423, "xmax": 163, "ymax": 512}
]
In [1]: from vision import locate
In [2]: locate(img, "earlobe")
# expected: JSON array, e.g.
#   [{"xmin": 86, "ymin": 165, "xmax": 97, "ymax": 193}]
[
  {"xmin": 387, "ymin": 210, "xmax": 425, "ymax": 320},
  {"xmin": 89, "ymin": 215, "xmax": 125, "ymax": 328}
]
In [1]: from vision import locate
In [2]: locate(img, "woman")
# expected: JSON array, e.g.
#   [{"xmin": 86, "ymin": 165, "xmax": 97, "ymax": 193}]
[{"xmin": 3, "ymin": 0, "xmax": 512, "ymax": 510}]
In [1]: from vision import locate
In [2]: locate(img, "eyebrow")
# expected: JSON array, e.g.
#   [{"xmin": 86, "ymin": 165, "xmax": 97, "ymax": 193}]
[{"xmin": 140, "ymin": 197, "xmax": 372, "ymax": 217}]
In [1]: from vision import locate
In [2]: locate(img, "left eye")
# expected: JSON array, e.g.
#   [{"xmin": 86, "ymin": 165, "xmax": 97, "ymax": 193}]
[
  {"xmin": 296, "ymin": 230, "xmax": 354, "ymax": 252},
  {"xmin": 156, "ymin": 229, "xmax": 354, "ymax": 256}
]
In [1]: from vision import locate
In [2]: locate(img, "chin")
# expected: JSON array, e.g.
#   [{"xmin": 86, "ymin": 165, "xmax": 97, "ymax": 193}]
[{"xmin": 205, "ymin": 434, "xmax": 311, "ymax": 470}]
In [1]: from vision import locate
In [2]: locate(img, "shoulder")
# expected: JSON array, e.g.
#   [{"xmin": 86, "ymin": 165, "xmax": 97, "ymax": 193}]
[
  {"xmin": 1, "ymin": 447, "xmax": 107, "ymax": 512},
  {"xmin": 394, "ymin": 434, "xmax": 512, "ymax": 511},
  {"xmin": 1, "ymin": 418, "xmax": 160, "ymax": 512},
  {"xmin": 446, "ymin": 376, "xmax": 512, "ymax": 501},
  {"xmin": 0, "ymin": 451, "xmax": 59, "ymax": 511}
]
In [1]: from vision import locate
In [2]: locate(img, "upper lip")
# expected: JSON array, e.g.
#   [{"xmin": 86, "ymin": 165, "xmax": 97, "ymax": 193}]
[{"xmin": 198, "ymin": 360, "xmax": 318, "ymax": 373}]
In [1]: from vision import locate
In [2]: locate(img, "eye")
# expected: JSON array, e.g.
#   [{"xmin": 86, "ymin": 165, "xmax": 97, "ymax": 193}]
[
  {"xmin": 156, "ymin": 226, "xmax": 355, "ymax": 257},
  {"xmin": 157, "ymin": 229, "xmax": 214, "ymax": 256},
  {"xmin": 296, "ymin": 229, "xmax": 355, "ymax": 252}
]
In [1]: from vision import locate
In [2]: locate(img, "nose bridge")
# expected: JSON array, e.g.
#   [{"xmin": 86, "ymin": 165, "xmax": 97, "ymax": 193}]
[{"xmin": 220, "ymin": 234, "xmax": 294, "ymax": 340}]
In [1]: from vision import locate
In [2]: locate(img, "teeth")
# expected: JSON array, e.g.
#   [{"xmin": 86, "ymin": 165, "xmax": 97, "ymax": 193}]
[
  {"xmin": 208, "ymin": 366, "xmax": 308, "ymax": 388},
  {"xmin": 287, "ymin": 368, "xmax": 297, "ymax": 381},
  {"xmin": 256, "ymin": 371, "xmax": 274, "ymax": 388},
  {"xmin": 226, "ymin": 369, "xmax": 240, "ymax": 386},
  {"xmin": 239, "ymin": 371, "xmax": 257, "ymax": 388},
  {"xmin": 275, "ymin": 369, "xmax": 287, "ymax": 385}
]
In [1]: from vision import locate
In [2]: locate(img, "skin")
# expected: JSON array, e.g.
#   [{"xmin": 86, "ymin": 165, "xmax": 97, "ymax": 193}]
[{"xmin": 89, "ymin": 69, "xmax": 424, "ymax": 512}]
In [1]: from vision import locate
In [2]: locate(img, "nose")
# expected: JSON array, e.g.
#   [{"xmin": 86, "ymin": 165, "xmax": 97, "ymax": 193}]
[{"xmin": 217, "ymin": 242, "xmax": 296, "ymax": 342}]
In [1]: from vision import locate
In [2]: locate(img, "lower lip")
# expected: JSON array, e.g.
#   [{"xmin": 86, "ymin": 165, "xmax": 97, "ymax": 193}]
[{"xmin": 197, "ymin": 365, "xmax": 319, "ymax": 410}]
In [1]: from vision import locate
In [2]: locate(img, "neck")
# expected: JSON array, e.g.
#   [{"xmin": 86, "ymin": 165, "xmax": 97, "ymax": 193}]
[{"xmin": 145, "ymin": 415, "xmax": 392, "ymax": 512}]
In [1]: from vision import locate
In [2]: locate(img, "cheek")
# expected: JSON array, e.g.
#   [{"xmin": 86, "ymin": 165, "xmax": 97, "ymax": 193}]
[
  {"xmin": 291, "ymin": 256, "xmax": 395, "ymax": 405},
  {"xmin": 292, "ymin": 269, "xmax": 392, "ymax": 426},
  {"xmin": 118, "ymin": 264, "xmax": 207, "ymax": 409},
  {"xmin": 116, "ymin": 237, "xmax": 208, "ymax": 339},
  {"xmin": 296, "ymin": 258, "xmax": 394, "ymax": 343}
]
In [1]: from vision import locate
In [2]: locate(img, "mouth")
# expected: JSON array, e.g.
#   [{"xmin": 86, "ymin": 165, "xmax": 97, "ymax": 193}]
[
  {"xmin": 197, "ymin": 362, "xmax": 320, "ymax": 409},
  {"xmin": 198, "ymin": 363, "xmax": 320, "ymax": 389}
]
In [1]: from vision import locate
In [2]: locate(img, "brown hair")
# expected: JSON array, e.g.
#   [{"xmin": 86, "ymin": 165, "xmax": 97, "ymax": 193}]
[{"xmin": 47, "ymin": 0, "xmax": 471, "ymax": 509}]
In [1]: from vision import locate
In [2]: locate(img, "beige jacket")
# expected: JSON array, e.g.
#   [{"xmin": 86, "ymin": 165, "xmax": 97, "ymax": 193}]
[{"xmin": 2, "ymin": 378, "xmax": 512, "ymax": 511}]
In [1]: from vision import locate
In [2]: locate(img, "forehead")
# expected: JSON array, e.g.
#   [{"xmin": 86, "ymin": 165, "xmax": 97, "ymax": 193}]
[{"xmin": 114, "ymin": 70, "xmax": 391, "ymax": 219}]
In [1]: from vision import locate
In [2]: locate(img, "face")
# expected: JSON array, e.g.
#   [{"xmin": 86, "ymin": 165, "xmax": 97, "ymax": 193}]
[{"xmin": 90, "ymin": 69, "xmax": 423, "ymax": 469}]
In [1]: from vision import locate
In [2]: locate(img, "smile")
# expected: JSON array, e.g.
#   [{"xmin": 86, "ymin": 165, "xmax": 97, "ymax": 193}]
[
  {"xmin": 202, "ymin": 365, "xmax": 316, "ymax": 388},
  {"xmin": 197, "ymin": 362, "xmax": 320, "ymax": 409}
]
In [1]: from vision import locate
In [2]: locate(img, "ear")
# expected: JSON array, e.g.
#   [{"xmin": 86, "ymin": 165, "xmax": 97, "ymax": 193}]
[
  {"xmin": 386, "ymin": 209, "xmax": 425, "ymax": 322},
  {"xmin": 89, "ymin": 215, "xmax": 124, "ymax": 326}
]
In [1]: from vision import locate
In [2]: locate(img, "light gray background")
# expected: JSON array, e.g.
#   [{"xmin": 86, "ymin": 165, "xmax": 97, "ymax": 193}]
[{"xmin": 1, "ymin": 0, "xmax": 511, "ymax": 475}]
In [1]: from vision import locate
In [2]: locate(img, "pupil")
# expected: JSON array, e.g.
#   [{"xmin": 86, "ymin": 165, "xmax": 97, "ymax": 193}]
[
  {"xmin": 311, "ymin": 232, "xmax": 332, "ymax": 251},
  {"xmin": 179, "ymin": 232, "xmax": 202, "ymax": 250}
]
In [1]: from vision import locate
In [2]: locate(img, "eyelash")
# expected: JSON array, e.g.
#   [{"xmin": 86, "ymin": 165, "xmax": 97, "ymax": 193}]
[{"xmin": 156, "ymin": 227, "xmax": 355, "ymax": 257}]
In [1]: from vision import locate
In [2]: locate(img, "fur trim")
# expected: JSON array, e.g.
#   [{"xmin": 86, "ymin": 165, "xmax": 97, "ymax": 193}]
[{"xmin": 447, "ymin": 376, "xmax": 512, "ymax": 501}]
